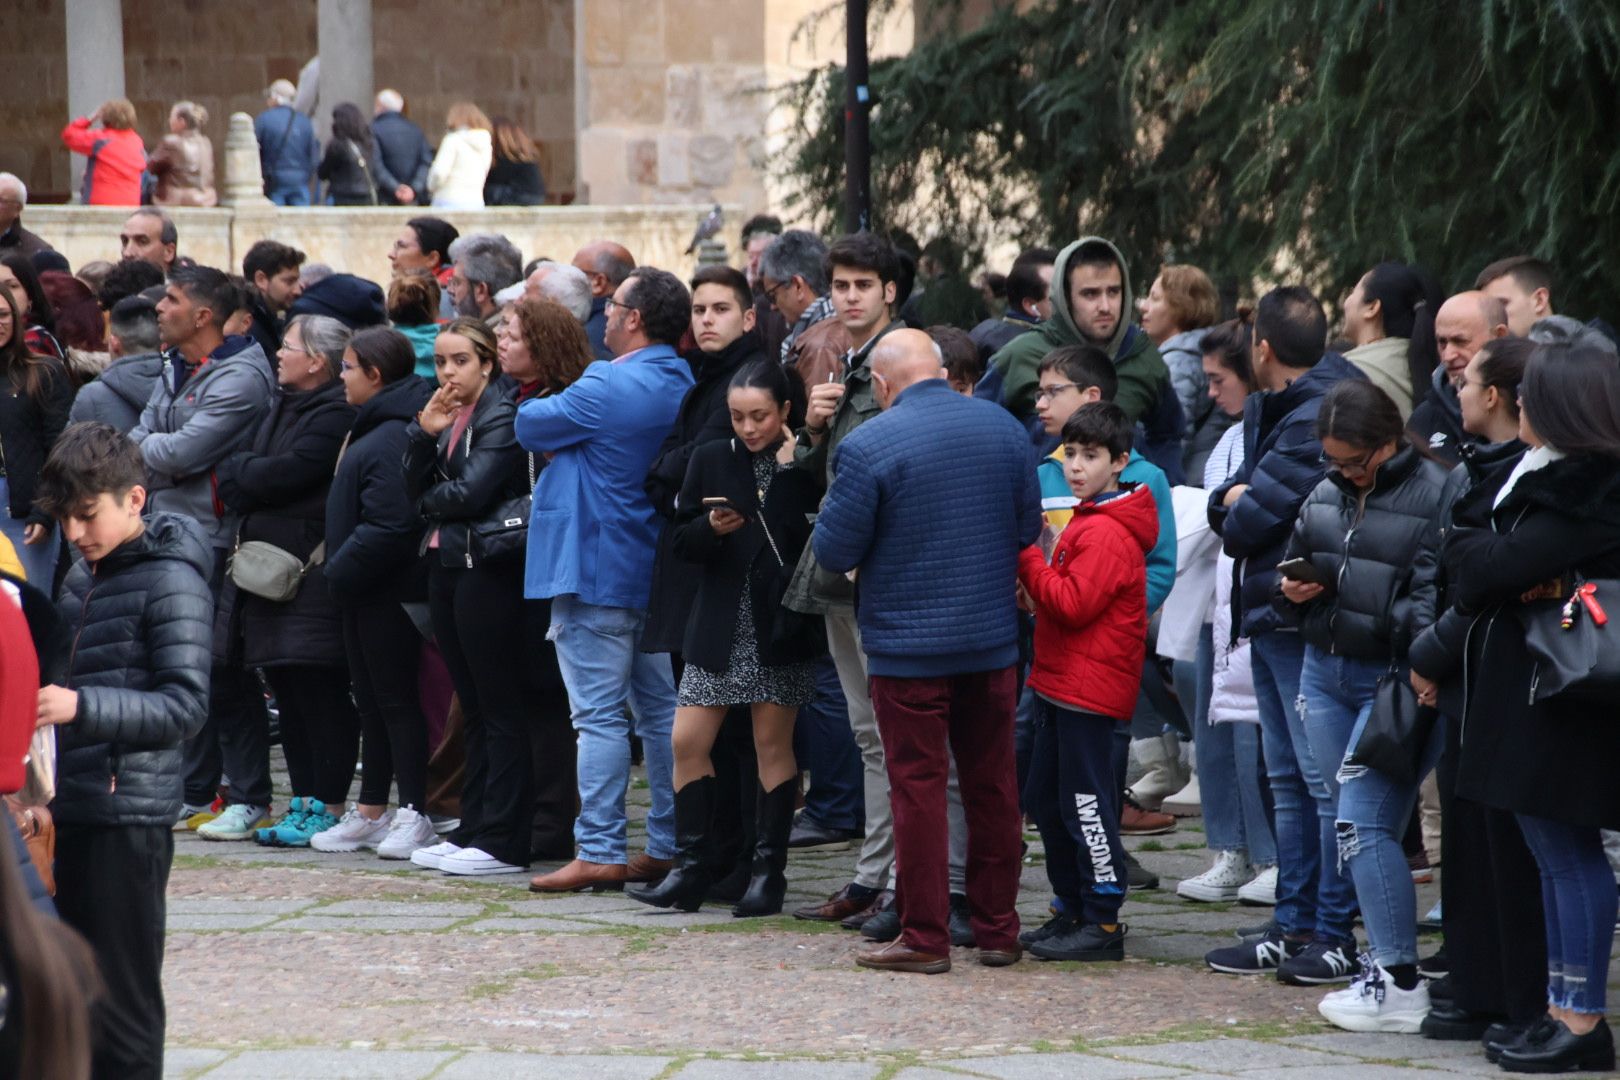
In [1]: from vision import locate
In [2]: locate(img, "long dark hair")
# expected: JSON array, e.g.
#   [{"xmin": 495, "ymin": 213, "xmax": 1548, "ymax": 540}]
[
  {"xmin": 331, "ymin": 102, "xmax": 373, "ymax": 155},
  {"xmin": 1316, "ymin": 379, "xmax": 1405, "ymax": 451},
  {"xmin": 1360, "ymin": 262, "xmax": 1443, "ymax": 407},
  {"xmin": 0, "ymin": 287, "xmax": 55, "ymax": 403},
  {"xmin": 1519, "ymin": 330, "xmax": 1620, "ymax": 458},
  {"xmin": 0, "ymin": 252, "xmax": 54, "ymax": 336},
  {"xmin": 348, "ymin": 326, "xmax": 416, "ymax": 384},
  {"xmin": 1199, "ymin": 313, "xmax": 1255, "ymax": 390},
  {"xmin": 1473, "ymin": 336, "xmax": 1535, "ymax": 421}
]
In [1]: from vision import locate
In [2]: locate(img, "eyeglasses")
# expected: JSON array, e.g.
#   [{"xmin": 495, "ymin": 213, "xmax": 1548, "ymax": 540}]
[
  {"xmin": 1034, "ymin": 382, "xmax": 1081, "ymax": 401},
  {"xmin": 604, "ymin": 297, "xmax": 638, "ymax": 316},
  {"xmin": 1319, "ymin": 448, "xmax": 1376, "ymax": 474},
  {"xmin": 762, "ymin": 278, "xmax": 793, "ymax": 308}
]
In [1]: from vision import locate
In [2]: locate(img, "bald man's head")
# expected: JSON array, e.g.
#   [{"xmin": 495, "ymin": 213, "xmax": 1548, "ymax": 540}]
[
  {"xmin": 570, "ymin": 241, "xmax": 636, "ymax": 299},
  {"xmin": 870, "ymin": 329, "xmax": 947, "ymax": 409},
  {"xmin": 1435, "ymin": 291, "xmax": 1510, "ymax": 382}
]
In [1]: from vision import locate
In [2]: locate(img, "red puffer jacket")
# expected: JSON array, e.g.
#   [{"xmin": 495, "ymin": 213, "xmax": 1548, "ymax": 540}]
[{"xmin": 1018, "ymin": 483, "xmax": 1159, "ymax": 721}]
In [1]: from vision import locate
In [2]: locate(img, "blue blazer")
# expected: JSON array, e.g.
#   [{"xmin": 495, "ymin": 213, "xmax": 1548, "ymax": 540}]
[{"xmin": 516, "ymin": 345, "xmax": 694, "ymax": 610}]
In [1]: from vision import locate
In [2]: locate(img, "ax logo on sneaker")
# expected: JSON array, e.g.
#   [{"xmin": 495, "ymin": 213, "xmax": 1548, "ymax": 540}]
[{"xmin": 1074, "ymin": 792, "xmax": 1117, "ymax": 885}]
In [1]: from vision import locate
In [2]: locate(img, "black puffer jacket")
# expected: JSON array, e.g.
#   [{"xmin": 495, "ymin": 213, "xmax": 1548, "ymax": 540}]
[
  {"xmin": 1277, "ymin": 445, "xmax": 1450, "ymax": 659},
  {"xmin": 0, "ymin": 354, "xmax": 74, "ymax": 527},
  {"xmin": 403, "ymin": 385, "xmax": 528, "ymax": 570},
  {"xmin": 51, "ymin": 512, "xmax": 213, "ymax": 827},
  {"xmin": 1407, "ymin": 367, "xmax": 1473, "ymax": 466},
  {"xmin": 324, "ymin": 375, "xmax": 433, "ymax": 605},
  {"xmin": 214, "ymin": 379, "xmax": 355, "ymax": 667}
]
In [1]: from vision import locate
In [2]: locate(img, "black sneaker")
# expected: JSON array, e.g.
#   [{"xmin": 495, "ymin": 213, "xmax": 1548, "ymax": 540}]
[
  {"xmin": 1237, "ymin": 917, "xmax": 1280, "ymax": 942},
  {"xmin": 1030, "ymin": 922, "xmax": 1127, "ymax": 962},
  {"xmin": 948, "ymin": 893, "xmax": 974, "ymax": 947},
  {"xmin": 1205, "ymin": 927, "xmax": 1305, "ymax": 974},
  {"xmin": 1417, "ymin": 949, "xmax": 1449, "ymax": 981},
  {"xmin": 1276, "ymin": 938, "xmax": 1361, "ymax": 986},
  {"xmin": 859, "ymin": 907, "xmax": 901, "ymax": 942},
  {"xmin": 1123, "ymin": 849, "xmax": 1159, "ymax": 890},
  {"xmin": 1018, "ymin": 911, "xmax": 1079, "ymax": 947}
]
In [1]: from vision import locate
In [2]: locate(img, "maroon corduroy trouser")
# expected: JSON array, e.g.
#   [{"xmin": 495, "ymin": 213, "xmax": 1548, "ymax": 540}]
[{"xmin": 869, "ymin": 665, "xmax": 1022, "ymax": 955}]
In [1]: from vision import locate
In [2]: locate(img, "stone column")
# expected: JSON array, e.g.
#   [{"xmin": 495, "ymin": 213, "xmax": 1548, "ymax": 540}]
[
  {"xmin": 221, "ymin": 113, "xmax": 272, "ymax": 207},
  {"xmin": 316, "ymin": 0, "xmax": 374, "ymax": 143},
  {"xmin": 64, "ymin": 0, "xmax": 125, "ymax": 202}
]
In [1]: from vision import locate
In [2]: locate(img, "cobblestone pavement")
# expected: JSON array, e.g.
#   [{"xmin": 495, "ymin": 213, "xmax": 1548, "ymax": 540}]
[{"xmin": 161, "ymin": 755, "xmax": 1619, "ymax": 1078}]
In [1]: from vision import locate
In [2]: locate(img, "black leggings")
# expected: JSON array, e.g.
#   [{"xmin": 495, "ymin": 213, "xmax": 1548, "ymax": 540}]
[
  {"xmin": 342, "ymin": 603, "xmax": 429, "ymax": 810},
  {"xmin": 430, "ymin": 561, "xmax": 533, "ymax": 867},
  {"xmin": 264, "ymin": 665, "xmax": 360, "ymax": 807}
]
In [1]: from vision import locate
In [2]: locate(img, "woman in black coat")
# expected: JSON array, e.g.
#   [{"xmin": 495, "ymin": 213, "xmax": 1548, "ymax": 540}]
[
  {"xmin": 0, "ymin": 286, "xmax": 72, "ymax": 587},
  {"xmin": 317, "ymin": 102, "xmax": 379, "ymax": 206},
  {"xmin": 627, "ymin": 361, "xmax": 824, "ymax": 918},
  {"xmin": 1437, "ymin": 332, "xmax": 1620, "ymax": 1073},
  {"xmin": 402, "ymin": 317, "xmax": 532, "ymax": 877},
  {"xmin": 215, "ymin": 314, "xmax": 358, "ymax": 846},
  {"xmin": 482, "ymin": 116, "xmax": 546, "ymax": 206},
  {"xmin": 317, "ymin": 328, "xmax": 437, "ymax": 861}
]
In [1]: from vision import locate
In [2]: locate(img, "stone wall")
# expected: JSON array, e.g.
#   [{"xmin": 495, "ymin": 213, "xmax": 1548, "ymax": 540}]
[{"xmin": 23, "ymin": 203, "xmax": 732, "ymax": 288}]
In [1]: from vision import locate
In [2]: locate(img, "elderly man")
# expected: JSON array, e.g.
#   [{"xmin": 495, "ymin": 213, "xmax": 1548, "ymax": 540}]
[
  {"xmin": 254, "ymin": 79, "xmax": 320, "ymax": 206},
  {"xmin": 120, "ymin": 209, "xmax": 177, "ymax": 276},
  {"xmin": 570, "ymin": 241, "xmax": 636, "ymax": 360},
  {"xmin": 523, "ymin": 260, "xmax": 593, "ymax": 324},
  {"xmin": 371, "ymin": 88, "xmax": 433, "ymax": 206},
  {"xmin": 448, "ymin": 233, "xmax": 523, "ymax": 327},
  {"xmin": 0, "ymin": 173, "xmax": 53, "ymax": 258},
  {"xmin": 1409, "ymin": 291, "xmax": 1509, "ymax": 464},
  {"xmin": 813, "ymin": 328, "xmax": 1041, "ymax": 974},
  {"xmin": 762, "ymin": 229, "xmax": 851, "ymax": 381}
]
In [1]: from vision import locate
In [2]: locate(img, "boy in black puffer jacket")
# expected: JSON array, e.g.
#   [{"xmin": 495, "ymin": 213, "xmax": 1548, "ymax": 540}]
[{"xmin": 34, "ymin": 422, "xmax": 213, "ymax": 1080}]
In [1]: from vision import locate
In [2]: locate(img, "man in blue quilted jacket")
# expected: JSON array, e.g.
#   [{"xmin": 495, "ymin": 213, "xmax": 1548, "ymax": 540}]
[{"xmin": 815, "ymin": 328, "xmax": 1042, "ymax": 973}]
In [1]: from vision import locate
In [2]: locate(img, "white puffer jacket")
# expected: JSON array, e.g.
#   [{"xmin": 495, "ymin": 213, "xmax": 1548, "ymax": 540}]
[
  {"xmin": 1205, "ymin": 423, "xmax": 1259, "ymax": 725},
  {"xmin": 427, "ymin": 127, "xmax": 492, "ymax": 209}
]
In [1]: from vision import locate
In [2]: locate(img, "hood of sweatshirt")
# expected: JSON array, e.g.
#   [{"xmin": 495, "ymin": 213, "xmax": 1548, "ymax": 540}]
[
  {"xmin": 1073, "ymin": 481, "xmax": 1159, "ymax": 555},
  {"xmin": 1040, "ymin": 236, "xmax": 1135, "ymax": 358}
]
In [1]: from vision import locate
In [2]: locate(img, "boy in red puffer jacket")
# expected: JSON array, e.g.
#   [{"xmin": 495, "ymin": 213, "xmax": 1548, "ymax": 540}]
[{"xmin": 1016, "ymin": 402, "xmax": 1159, "ymax": 963}]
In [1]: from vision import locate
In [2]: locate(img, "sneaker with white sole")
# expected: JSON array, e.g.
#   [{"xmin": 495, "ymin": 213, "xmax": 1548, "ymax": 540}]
[
  {"xmin": 427, "ymin": 813, "xmax": 460, "ymax": 835},
  {"xmin": 1318, "ymin": 958, "xmax": 1432, "ymax": 1033},
  {"xmin": 438, "ymin": 846, "xmax": 526, "ymax": 876},
  {"xmin": 1277, "ymin": 938, "xmax": 1362, "ymax": 986},
  {"xmin": 1237, "ymin": 864, "xmax": 1279, "ymax": 905},
  {"xmin": 410, "ymin": 840, "xmax": 462, "ymax": 870},
  {"xmin": 197, "ymin": 803, "xmax": 271, "ymax": 841},
  {"xmin": 311, "ymin": 806, "xmax": 394, "ymax": 852},
  {"xmin": 1205, "ymin": 926, "xmax": 1305, "ymax": 974},
  {"xmin": 1177, "ymin": 850, "xmax": 1255, "ymax": 902},
  {"xmin": 376, "ymin": 807, "xmax": 437, "ymax": 860}
]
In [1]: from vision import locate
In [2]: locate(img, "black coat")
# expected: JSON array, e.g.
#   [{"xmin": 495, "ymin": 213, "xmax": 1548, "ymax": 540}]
[
  {"xmin": 0, "ymin": 355, "xmax": 74, "ymax": 527},
  {"xmin": 484, "ymin": 155, "xmax": 545, "ymax": 206},
  {"xmin": 1277, "ymin": 445, "xmax": 1451, "ymax": 660},
  {"xmin": 52, "ymin": 512, "xmax": 213, "ymax": 828},
  {"xmin": 1407, "ymin": 367, "xmax": 1474, "ymax": 466},
  {"xmin": 402, "ymin": 385, "xmax": 528, "ymax": 570},
  {"xmin": 214, "ymin": 379, "xmax": 355, "ymax": 668},
  {"xmin": 1441, "ymin": 452, "xmax": 1620, "ymax": 829},
  {"xmin": 318, "ymin": 137, "xmax": 378, "ymax": 205},
  {"xmin": 641, "ymin": 332, "xmax": 768, "ymax": 652},
  {"xmin": 324, "ymin": 375, "xmax": 433, "ymax": 605},
  {"xmin": 672, "ymin": 437, "xmax": 825, "ymax": 671}
]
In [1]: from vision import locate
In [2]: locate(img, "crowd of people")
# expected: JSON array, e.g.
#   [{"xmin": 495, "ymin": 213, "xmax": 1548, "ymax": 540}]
[
  {"xmin": 59, "ymin": 86, "xmax": 546, "ymax": 210},
  {"xmin": 1, "ymin": 183, "xmax": 1619, "ymax": 1080}
]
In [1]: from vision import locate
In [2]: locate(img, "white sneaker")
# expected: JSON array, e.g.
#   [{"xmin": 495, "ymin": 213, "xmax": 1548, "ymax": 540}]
[
  {"xmin": 1177, "ymin": 850, "xmax": 1255, "ymax": 902},
  {"xmin": 1318, "ymin": 960, "xmax": 1432, "ymax": 1033},
  {"xmin": 1237, "ymin": 865, "xmax": 1279, "ymax": 905},
  {"xmin": 197, "ymin": 803, "xmax": 270, "ymax": 841},
  {"xmin": 438, "ymin": 846, "xmax": 526, "ymax": 876},
  {"xmin": 410, "ymin": 840, "xmax": 462, "ymax": 870},
  {"xmin": 311, "ymin": 806, "xmax": 394, "ymax": 852},
  {"xmin": 1161, "ymin": 770, "xmax": 1202, "ymax": 816},
  {"xmin": 376, "ymin": 807, "xmax": 437, "ymax": 860}
]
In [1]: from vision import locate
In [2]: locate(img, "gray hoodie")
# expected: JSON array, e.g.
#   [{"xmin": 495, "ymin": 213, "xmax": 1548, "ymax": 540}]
[
  {"xmin": 69, "ymin": 351, "xmax": 164, "ymax": 435},
  {"xmin": 129, "ymin": 336, "xmax": 275, "ymax": 548}
]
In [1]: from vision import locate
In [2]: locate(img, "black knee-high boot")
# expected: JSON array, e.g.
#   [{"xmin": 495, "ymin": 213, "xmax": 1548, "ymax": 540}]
[
  {"xmin": 627, "ymin": 776, "xmax": 718, "ymax": 912},
  {"xmin": 733, "ymin": 778, "xmax": 796, "ymax": 918}
]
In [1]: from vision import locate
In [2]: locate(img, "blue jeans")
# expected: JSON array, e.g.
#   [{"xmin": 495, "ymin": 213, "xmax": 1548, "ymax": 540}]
[
  {"xmin": 792, "ymin": 655, "xmax": 864, "ymax": 832},
  {"xmin": 1184, "ymin": 624, "xmax": 1277, "ymax": 863},
  {"xmin": 267, "ymin": 184, "xmax": 311, "ymax": 206},
  {"xmin": 1516, "ymin": 814, "xmax": 1617, "ymax": 1013},
  {"xmin": 547, "ymin": 595, "xmax": 676, "ymax": 862},
  {"xmin": 1250, "ymin": 631, "xmax": 1318, "ymax": 937},
  {"xmin": 1296, "ymin": 645, "xmax": 1375, "ymax": 944},
  {"xmin": 1337, "ymin": 707, "xmax": 1444, "ymax": 967},
  {"xmin": 0, "ymin": 476, "xmax": 58, "ymax": 588}
]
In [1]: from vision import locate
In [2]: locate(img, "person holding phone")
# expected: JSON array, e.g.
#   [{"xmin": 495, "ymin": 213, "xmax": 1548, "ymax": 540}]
[
  {"xmin": 1275, "ymin": 379, "xmax": 1451, "ymax": 1032},
  {"xmin": 627, "ymin": 360, "xmax": 825, "ymax": 916}
]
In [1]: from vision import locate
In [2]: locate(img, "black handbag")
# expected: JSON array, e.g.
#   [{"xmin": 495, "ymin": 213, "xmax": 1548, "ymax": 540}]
[
  {"xmin": 1342, "ymin": 666, "xmax": 1436, "ymax": 786},
  {"xmin": 468, "ymin": 448, "xmax": 535, "ymax": 566},
  {"xmin": 1518, "ymin": 577, "xmax": 1620, "ymax": 704},
  {"xmin": 757, "ymin": 511, "xmax": 825, "ymax": 661}
]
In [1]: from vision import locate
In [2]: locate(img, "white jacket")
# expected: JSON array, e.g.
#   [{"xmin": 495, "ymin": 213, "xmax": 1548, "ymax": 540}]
[
  {"xmin": 1205, "ymin": 423, "xmax": 1259, "ymax": 725},
  {"xmin": 428, "ymin": 127, "xmax": 492, "ymax": 209},
  {"xmin": 1155, "ymin": 485, "xmax": 1222, "ymax": 663}
]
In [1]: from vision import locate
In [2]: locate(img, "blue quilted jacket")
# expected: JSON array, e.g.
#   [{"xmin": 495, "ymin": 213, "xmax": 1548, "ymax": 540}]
[{"xmin": 814, "ymin": 380, "xmax": 1042, "ymax": 676}]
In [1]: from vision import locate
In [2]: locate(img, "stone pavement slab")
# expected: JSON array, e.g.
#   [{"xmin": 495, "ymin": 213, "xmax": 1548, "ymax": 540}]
[
  {"xmin": 166, "ymin": 913, "xmax": 283, "ymax": 931},
  {"xmin": 1238, "ymin": 1067, "xmax": 1470, "ymax": 1080},
  {"xmin": 1278, "ymin": 1031, "xmax": 1481, "ymax": 1060},
  {"xmin": 317, "ymin": 900, "xmax": 486, "ymax": 916},
  {"xmin": 465, "ymin": 916, "xmax": 605, "ymax": 933},
  {"xmin": 502, "ymin": 896, "xmax": 648, "ymax": 915},
  {"xmin": 168, "ymin": 898, "xmax": 317, "ymax": 914},
  {"xmin": 163, "ymin": 1047, "xmax": 229, "ymax": 1078},
  {"xmin": 436, "ymin": 1052, "xmax": 673, "ymax": 1078},
  {"xmin": 949, "ymin": 1052, "xmax": 1188, "ymax": 1078},
  {"xmin": 1108, "ymin": 1038, "xmax": 1346, "ymax": 1071},
  {"xmin": 274, "ymin": 914, "xmax": 463, "ymax": 931},
  {"xmin": 201, "ymin": 1048, "xmax": 455, "ymax": 1078},
  {"xmin": 672, "ymin": 1061, "xmax": 881, "ymax": 1079}
]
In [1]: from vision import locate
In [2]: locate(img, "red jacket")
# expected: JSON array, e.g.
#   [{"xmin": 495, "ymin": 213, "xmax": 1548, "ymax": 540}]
[
  {"xmin": 61, "ymin": 119, "xmax": 147, "ymax": 206},
  {"xmin": 0, "ymin": 583, "xmax": 40, "ymax": 794},
  {"xmin": 1018, "ymin": 483, "xmax": 1159, "ymax": 721}
]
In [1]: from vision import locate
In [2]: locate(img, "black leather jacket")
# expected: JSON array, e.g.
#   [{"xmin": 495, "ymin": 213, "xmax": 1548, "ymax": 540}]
[{"xmin": 402, "ymin": 386, "xmax": 528, "ymax": 569}]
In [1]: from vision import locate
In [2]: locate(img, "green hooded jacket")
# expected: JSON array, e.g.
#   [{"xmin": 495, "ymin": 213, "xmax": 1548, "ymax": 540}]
[{"xmin": 987, "ymin": 236, "xmax": 1168, "ymax": 423}]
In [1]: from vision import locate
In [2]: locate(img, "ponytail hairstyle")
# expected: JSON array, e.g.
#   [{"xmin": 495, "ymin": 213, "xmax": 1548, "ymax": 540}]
[
  {"xmin": 730, "ymin": 358, "xmax": 805, "ymax": 429},
  {"xmin": 441, "ymin": 316, "xmax": 498, "ymax": 376},
  {"xmin": 1472, "ymin": 336, "xmax": 1535, "ymax": 421},
  {"xmin": 347, "ymin": 326, "xmax": 416, "ymax": 384},
  {"xmin": 1315, "ymin": 379, "xmax": 1405, "ymax": 452},
  {"xmin": 1360, "ymin": 262, "xmax": 1444, "ymax": 408},
  {"xmin": 171, "ymin": 100, "xmax": 208, "ymax": 131}
]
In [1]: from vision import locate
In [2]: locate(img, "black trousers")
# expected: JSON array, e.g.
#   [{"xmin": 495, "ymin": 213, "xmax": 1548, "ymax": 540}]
[
  {"xmin": 342, "ymin": 602, "xmax": 430, "ymax": 810},
  {"xmin": 54, "ymin": 824, "xmax": 172, "ymax": 1080},
  {"xmin": 524, "ymin": 596, "xmax": 577, "ymax": 858},
  {"xmin": 265, "ymin": 665, "xmax": 361, "ymax": 807},
  {"xmin": 182, "ymin": 553, "xmax": 272, "ymax": 808},
  {"xmin": 1029, "ymin": 700, "xmax": 1129, "ymax": 925},
  {"xmin": 431, "ymin": 561, "xmax": 534, "ymax": 867}
]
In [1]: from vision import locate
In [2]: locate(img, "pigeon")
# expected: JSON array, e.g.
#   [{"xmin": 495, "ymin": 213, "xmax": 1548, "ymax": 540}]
[{"xmin": 684, "ymin": 204, "xmax": 724, "ymax": 254}]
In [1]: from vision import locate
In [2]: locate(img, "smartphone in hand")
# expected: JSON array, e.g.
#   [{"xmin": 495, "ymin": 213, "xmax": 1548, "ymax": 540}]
[
  {"xmin": 1276, "ymin": 557, "xmax": 1328, "ymax": 587},
  {"xmin": 701, "ymin": 496, "xmax": 746, "ymax": 517}
]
